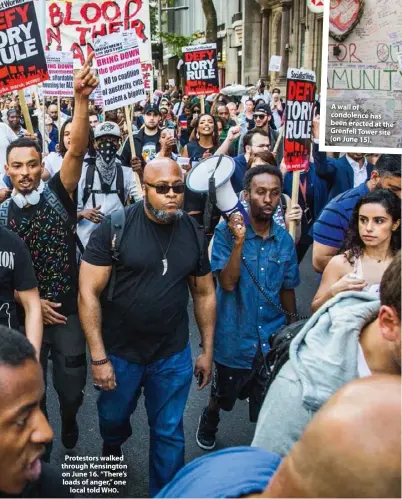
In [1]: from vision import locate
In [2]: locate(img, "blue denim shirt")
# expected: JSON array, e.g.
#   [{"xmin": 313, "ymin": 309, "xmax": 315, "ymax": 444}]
[{"xmin": 211, "ymin": 219, "xmax": 300, "ymax": 369}]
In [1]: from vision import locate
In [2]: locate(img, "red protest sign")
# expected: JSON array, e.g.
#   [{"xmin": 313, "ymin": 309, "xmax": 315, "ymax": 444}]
[
  {"xmin": 182, "ymin": 43, "xmax": 219, "ymax": 96},
  {"xmin": 284, "ymin": 68, "xmax": 316, "ymax": 172},
  {"xmin": 0, "ymin": 0, "xmax": 49, "ymax": 96}
]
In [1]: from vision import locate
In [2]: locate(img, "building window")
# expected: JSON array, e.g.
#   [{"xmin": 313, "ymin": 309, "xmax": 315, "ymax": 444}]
[
  {"xmin": 316, "ymin": 17, "xmax": 323, "ymax": 90},
  {"xmin": 300, "ymin": 22, "xmax": 306, "ymax": 68}
]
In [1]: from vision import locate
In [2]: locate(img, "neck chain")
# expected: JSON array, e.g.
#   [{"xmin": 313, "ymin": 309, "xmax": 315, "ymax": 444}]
[
  {"xmin": 147, "ymin": 219, "xmax": 176, "ymax": 276},
  {"xmin": 364, "ymin": 250, "xmax": 390, "ymax": 264}
]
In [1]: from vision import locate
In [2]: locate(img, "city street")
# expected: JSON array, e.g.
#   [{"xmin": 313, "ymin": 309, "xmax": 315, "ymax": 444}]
[{"xmin": 46, "ymin": 248, "xmax": 320, "ymax": 498}]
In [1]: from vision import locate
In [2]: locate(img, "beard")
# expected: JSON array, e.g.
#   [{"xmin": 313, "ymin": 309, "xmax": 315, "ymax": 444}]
[
  {"xmin": 249, "ymin": 204, "xmax": 273, "ymax": 222},
  {"xmin": 144, "ymin": 194, "xmax": 184, "ymax": 224}
]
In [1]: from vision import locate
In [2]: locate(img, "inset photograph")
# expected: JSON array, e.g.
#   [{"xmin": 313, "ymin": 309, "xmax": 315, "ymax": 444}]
[{"xmin": 320, "ymin": 0, "xmax": 402, "ymax": 152}]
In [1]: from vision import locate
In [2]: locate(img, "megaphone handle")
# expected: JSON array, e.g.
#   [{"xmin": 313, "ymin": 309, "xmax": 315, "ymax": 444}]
[{"xmin": 208, "ymin": 177, "xmax": 217, "ymax": 205}]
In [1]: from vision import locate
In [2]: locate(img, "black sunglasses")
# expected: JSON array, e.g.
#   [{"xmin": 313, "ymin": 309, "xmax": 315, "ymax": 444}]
[
  {"xmin": 145, "ymin": 182, "xmax": 185, "ymax": 195},
  {"xmin": 253, "ymin": 113, "xmax": 267, "ymax": 119}
]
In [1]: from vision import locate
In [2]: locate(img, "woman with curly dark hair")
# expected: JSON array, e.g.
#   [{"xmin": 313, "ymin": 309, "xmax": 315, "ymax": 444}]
[{"xmin": 312, "ymin": 189, "xmax": 400, "ymax": 312}]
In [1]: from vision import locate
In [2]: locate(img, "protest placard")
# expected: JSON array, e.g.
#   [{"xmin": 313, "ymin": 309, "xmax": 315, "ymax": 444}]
[
  {"xmin": 23, "ymin": 86, "xmax": 33, "ymax": 105},
  {"xmin": 141, "ymin": 61, "xmax": 153, "ymax": 92},
  {"xmin": 0, "ymin": 0, "xmax": 49, "ymax": 95},
  {"xmin": 42, "ymin": 51, "xmax": 74, "ymax": 97},
  {"xmin": 284, "ymin": 68, "xmax": 316, "ymax": 240},
  {"xmin": 269, "ymin": 55, "xmax": 282, "ymax": 72},
  {"xmin": 94, "ymin": 29, "xmax": 145, "ymax": 112},
  {"xmin": 44, "ymin": 0, "xmax": 151, "ymax": 68},
  {"xmin": 182, "ymin": 43, "xmax": 219, "ymax": 96},
  {"xmin": 89, "ymin": 76, "xmax": 103, "ymax": 107},
  {"xmin": 284, "ymin": 68, "xmax": 316, "ymax": 172}
]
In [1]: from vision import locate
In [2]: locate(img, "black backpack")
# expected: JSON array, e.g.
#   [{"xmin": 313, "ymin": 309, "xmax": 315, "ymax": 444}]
[
  {"xmin": 82, "ymin": 160, "xmax": 125, "ymax": 207},
  {"xmin": 105, "ymin": 203, "xmax": 207, "ymax": 302},
  {"xmin": 247, "ymin": 319, "xmax": 307, "ymax": 422}
]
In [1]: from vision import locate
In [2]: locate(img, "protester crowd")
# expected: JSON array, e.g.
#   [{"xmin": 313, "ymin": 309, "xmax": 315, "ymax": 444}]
[{"xmin": 0, "ymin": 59, "xmax": 400, "ymax": 499}]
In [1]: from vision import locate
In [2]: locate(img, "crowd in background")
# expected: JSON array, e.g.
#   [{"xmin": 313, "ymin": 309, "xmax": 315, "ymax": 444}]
[{"xmin": 0, "ymin": 63, "xmax": 400, "ymax": 499}]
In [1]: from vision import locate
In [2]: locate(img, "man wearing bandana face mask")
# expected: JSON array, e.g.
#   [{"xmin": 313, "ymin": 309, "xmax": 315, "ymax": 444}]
[{"xmin": 77, "ymin": 122, "xmax": 133, "ymax": 248}]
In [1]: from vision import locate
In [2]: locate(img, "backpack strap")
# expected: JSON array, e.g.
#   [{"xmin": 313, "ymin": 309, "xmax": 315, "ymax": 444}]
[
  {"xmin": 280, "ymin": 193, "xmax": 287, "ymax": 214},
  {"xmin": 43, "ymin": 184, "xmax": 85, "ymax": 255},
  {"xmin": 183, "ymin": 213, "xmax": 206, "ymax": 281},
  {"xmin": 43, "ymin": 184, "xmax": 71, "ymax": 226},
  {"xmin": 107, "ymin": 207, "xmax": 126, "ymax": 303},
  {"xmin": 0, "ymin": 198, "xmax": 11, "ymax": 227},
  {"xmin": 115, "ymin": 164, "xmax": 125, "ymax": 206},
  {"xmin": 82, "ymin": 164, "xmax": 96, "ymax": 207}
]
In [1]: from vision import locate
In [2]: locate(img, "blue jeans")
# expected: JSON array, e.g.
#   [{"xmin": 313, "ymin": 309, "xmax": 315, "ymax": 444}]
[{"xmin": 97, "ymin": 344, "xmax": 193, "ymax": 497}]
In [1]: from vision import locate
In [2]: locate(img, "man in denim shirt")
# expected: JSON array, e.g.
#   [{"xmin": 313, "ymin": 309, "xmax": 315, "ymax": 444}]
[{"xmin": 196, "ymin": 165, "xmax": 300, "ymax": 451}]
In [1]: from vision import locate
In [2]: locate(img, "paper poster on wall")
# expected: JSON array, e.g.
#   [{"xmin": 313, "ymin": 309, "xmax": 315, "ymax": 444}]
[
  {"xmin": 269, "ymin": 55, "xmax": 282, "ymax": 72},
  {"xmin": 182, "ymin": 43, "xmax": 219, "ymax": 96},
  {"xmin": 43, "ymin": 0, "xmax": 151, "ymax": 68},
  {"xmin": 0, "ymin": 0, "xmax": 49, "ymax": 95},
  {"xmin": 284, "ymin": 68, "xmax": 316, "ymax": 172},
  {"xmin": 320, "ymin": 0, "xmax": 402, "ymax": 152},
  {"xmin": 94, "ymin": 29, "xmax": 145, "ymax": 111}
]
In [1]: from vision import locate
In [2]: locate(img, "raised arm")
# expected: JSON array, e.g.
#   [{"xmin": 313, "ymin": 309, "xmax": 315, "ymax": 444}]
[
  {"xmin": 60, "ymin": 53, "xmax": 98, "ymax": 196},
  {"xmin": 311, "ymin": 116, "xmax": 336, "ymax": 183},
  {"xmin": 215, "ymin": 126, "xmax": 241, "ymax": 155}
]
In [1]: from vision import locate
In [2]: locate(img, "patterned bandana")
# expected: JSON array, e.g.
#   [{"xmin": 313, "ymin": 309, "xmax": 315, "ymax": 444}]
[{"xmin": 96, "ymin": 139, "xmax": 118, "ymax": 186}]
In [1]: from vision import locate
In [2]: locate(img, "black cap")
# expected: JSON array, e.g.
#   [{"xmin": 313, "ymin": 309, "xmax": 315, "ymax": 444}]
[
  {"xmin": 144, "ymin": 104, "xmax": 160, "ymax": 115},
  {"xmin": 255, "ymin": 103, "xmax": 272, "ymax": 115},
  {"xmin": 7, "ymin": 108, "xmax": 19, "ymax": 116}
]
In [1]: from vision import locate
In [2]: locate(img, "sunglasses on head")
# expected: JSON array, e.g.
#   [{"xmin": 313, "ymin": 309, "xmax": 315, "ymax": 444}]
[
  {"xmin": 145, "ymin": 182, "xmax": 185, "ymax": 194},
  {"xmin": 254, "ymin": 113, "xmax": 266, "ymax": 119}
]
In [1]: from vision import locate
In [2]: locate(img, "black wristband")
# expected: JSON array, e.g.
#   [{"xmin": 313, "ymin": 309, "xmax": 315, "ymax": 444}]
[{"xmin": 91, "ymin": 357, "xmax": 109, "ymax": 366}]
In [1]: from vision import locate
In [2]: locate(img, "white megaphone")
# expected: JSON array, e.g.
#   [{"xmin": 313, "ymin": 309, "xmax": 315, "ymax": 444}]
[{"xmin": 186, "ymin": 155, "xmax": 249, "ymax": 224}]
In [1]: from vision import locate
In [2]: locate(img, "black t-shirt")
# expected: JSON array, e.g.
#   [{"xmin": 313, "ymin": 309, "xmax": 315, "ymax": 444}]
[
  {"xmin": 184, "ymin": 141, "xmax": 218, "ymax": 213},
  {"xmin": 0, "ymin": 227, "xmax": 37, "ymax": 328},
  {"xmin": 140, "ymin": 132, "xmax": 159, "ymax": 164},
  {"xmin": 7, "ymin": 173, "xmax": 79, "ymax": 317},
  {"xmin": 246, "ymin": 117, "xmax": 255, "ymax": 130},
  {"xmin": 83, "ymin": 202, "xmax": 211, "ymax": 364}
]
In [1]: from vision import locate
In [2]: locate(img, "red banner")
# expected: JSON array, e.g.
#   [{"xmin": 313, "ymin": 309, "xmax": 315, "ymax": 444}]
[{"xmin": 284, "ymin": 68, "xmax": 316, "ymax": 172}]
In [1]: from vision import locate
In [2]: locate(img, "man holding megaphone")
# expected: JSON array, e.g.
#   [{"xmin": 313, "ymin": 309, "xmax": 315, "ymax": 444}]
[{"xmin": 196, "ymin": 164, "xmax": 300, "ymax": 451}]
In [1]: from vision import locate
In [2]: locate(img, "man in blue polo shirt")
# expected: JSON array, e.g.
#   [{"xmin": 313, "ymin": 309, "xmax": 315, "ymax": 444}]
[
  {"xmin": 312, "ymin": 154, "xmax": 401, "ymax": 273},
  {"xmin": 195, "ymin": 165, "xmax": 300, "ymax": 451}
]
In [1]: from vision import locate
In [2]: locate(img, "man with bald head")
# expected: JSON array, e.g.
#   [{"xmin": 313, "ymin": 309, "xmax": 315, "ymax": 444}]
[
  {"xmin": 157, "ymin": 375, "xmax": 401, "ymax": 498},
  {"xmin": 79, "ymin": 157, "xmax": 216, "ymax": 496}
]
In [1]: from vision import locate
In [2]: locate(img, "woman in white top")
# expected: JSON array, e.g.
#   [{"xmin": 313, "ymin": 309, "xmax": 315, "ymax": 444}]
[{"xmin": 312, "ymin": 189, "xmax": 401, "ymax": 313}]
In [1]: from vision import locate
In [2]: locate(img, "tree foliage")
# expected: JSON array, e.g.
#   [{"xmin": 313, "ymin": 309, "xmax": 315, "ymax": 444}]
[{"xmin": 159, "ymin": 32, "xmax": 198, "ymax": 58}]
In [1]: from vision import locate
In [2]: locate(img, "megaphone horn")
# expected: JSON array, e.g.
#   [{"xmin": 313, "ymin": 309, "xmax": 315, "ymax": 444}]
[{"xmin": 186, "ymin": 155, "xmax": 250, "ymax": 224}]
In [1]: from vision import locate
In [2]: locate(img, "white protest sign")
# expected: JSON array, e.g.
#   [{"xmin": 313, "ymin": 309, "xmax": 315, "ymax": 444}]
[
  {"xmin": 94, "ymin": 29, "xmax": 145, "ymax": 111},
  {"xmin": 42, "ymin": 52, "xmax": 74, "ymax": 97},
  {"xmin": 168, "ymin": 78, "xmax": 175, "ymax": 87},
  {"xmin": 89, "ymin": 71, "xmax": 104, "ymax": 106},
  {"xmin": 23, "ymin": 86, "xmax": 33, "ymax": 105},
  {"xmin": 269, "ymin": 55, "xmax": 282, "ymax": 72},
  {"xmin": 43, "ymin": 0, "xmax": 152, "ymax": 68}
]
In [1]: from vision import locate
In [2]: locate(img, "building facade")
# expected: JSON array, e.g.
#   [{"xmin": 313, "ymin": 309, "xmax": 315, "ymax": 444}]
[{"xmin": 162, "ymin": 0, "xmax": 323, "ymax": 93}]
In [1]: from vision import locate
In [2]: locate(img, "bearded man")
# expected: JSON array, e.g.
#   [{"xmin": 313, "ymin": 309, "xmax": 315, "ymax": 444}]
[{"xmin": 78, "ymin": 158, "xmax": 216, "ymax": 497}]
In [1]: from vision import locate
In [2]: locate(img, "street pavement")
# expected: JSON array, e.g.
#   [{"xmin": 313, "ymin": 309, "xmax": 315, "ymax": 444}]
[{"xmin": 46, "ymin": 248, "xmax": 321, "ymax": 497}]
